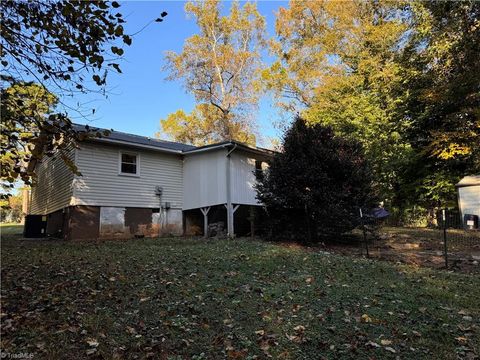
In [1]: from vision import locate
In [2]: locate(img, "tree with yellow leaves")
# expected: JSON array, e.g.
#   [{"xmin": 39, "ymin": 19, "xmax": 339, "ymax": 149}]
[
  {"xmin": 159, "ymin": 0, "xmax": 266, "ymax": 146},
  {"xmin": 263, "ymin": 1, "xmax": 414, "ymax": 201},
  {"xmin": 264, "ymin": 0, "xmax": 479, "ymax": 214}
]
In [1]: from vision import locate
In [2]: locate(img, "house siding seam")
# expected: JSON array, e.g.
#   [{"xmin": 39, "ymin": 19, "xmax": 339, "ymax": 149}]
[
  {"xmin": 29, "ymin": 146, "xmax": 75, "ymax": 215},
  {"xmin": 72, "ymin": 142, "xmax": 183, "ymax": 209}
]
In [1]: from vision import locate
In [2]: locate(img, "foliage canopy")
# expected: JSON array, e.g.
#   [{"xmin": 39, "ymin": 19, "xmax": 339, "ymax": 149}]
[
  {"xmin": 160, "ymin": 0, "xmax": 265, "ymax": 146},
  {"xmin": 263, "ymin": 0, "xmax": 479, "ymax": 212},
  {"xmin": 256, "ymin": 117, "xmax": 376, "ymax": 243},
  {"xmin": 1, "ymin": 1, "xmax": 167, "ymax": 187}
]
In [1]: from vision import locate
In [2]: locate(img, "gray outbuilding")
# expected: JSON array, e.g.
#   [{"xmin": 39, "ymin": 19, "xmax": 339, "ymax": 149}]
[{"xmin": 456, "ymin": 175, "xmax": 480, "ymax": 228}]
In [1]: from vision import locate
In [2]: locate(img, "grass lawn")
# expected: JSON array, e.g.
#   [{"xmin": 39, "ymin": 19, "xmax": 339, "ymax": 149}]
[
  {"xmin": 0, "ymin": 223, "xmax": 24, "ymax": 235},
  {"xmin": 1, "ymin": 237, "xmax": 479, "ymax": 359}
]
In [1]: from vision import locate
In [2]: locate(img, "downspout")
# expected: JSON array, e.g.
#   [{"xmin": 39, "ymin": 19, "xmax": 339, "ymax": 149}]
[{"xmin": 226, "ymin": 143, "xmax": 237, "ymax": 237}]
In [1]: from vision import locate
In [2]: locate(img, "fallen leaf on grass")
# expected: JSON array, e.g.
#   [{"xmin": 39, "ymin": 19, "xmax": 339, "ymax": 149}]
[
  {"xmin": 227, "ymin": 349, "xmax": 246, "ymax": 359},
  {"xmin": 126, "ymin": 326, "xmax": 136, "ymax": 335},
  {"xmin": 361, "ymin": 314, "xmax": 372, "ymax": 323},
  {"xmin": 380, "ymin": 339, "xmax": 392, "ymax": 346},
  {"xmin": 293, "ymin": 325, "xmax": 305, "ymax": 332},
  {"xmin": 458, "ymin": 324, "xmax": 472, "ymax": 332},
  {"xmin": 85, "ymin": 338, "xmax": 99, "ymax": 347}
]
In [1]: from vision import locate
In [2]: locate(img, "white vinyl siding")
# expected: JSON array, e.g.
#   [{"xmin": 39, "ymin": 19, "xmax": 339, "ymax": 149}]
[
  {"xmin": 73, "ymin": 142, "xmax": 183, "ymax": 209},
  {"xmin": 29, "ymin": 147, "xmax": 75, "ymax": 215},
  {"xmin": 231, "ymin": 151, "xmax": 261, "ymax": 206},
  {"xmin": 182, "ymin": 149, "xmax": 264, "ymax": 210},
  {"xmin": 183, "ymin": 149, "xmax": 227, "ymax": 210}
]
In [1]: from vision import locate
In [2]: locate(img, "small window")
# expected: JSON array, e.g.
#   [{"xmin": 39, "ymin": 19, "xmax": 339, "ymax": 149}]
[
  {"xmin": 255, "ymin": 160, "xmax": 263, "ymax": 178},
  {"xmin": 119, "ymin": 152, "xmax": 139, "ymax": 175}
]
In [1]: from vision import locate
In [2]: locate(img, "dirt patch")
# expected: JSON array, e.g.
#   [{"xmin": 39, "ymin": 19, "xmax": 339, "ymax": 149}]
[{"xmin": 323, "ymin": 227, "xmax": 480, "ymax": 274}]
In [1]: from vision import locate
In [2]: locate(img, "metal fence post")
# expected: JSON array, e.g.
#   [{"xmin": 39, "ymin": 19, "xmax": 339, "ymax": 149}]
[
  {"xmin": 443, "ymin": 208, "xmax": 448, "ymax": 269},
  {"xmin": 360, "ymin": 208, "xmax": 369, "ymax": 258}
]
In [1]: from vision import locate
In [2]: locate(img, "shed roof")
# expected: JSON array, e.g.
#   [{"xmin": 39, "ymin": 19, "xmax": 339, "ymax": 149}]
[{"xmin": 456, "ymin": 175, "xmax": 480, "ymax": 188}]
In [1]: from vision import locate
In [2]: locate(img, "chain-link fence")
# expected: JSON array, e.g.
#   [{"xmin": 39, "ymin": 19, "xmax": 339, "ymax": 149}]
[{"xmin": 357, "ymin": 208, "xmax": 480, "ymax": 273}]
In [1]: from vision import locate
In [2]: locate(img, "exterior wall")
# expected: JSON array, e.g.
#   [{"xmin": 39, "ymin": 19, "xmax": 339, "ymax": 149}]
[
  {"xmin": 97, "ymin": 206, "xmax": 182, "ymax": 239},
  {"xmin": 73, "ymin": 142, "xmax": 183, "ymax": 210},
  {"xmin": 63, "ymin": 205, "xmax": 183, "ymax": 240},
  {"xmin": 183, "ymin": 148, "xmax": 268, "ymax": 210},
  {"xmin": 458, "ymin": 185, "xmax": 480, "ymax": 218},
  {"xmin": 231, "ymin": 151, "xmax": 262, "ymax": 206},
  {"xmin": 183, "ymin": 149, "xmax": 227, "ymax": 210},
  {"xmin": 46, "ymin": 209, "xmax": 65, "ymax": 238},
  {"xmin": 29, "ymin": 147, "xmax": 75, "ymax": 215},
  {"xmin": 65, "ymin": 205, "xmax": 100, "ymax": 240}
]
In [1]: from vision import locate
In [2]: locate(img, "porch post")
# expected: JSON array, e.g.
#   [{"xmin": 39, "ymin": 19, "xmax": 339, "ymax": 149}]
[
  {"xmin": 226, "ymin": 151, "xmax": 233, "ymax": 237},
  {"xmin": 224, "ymin": 204, "xmax": 240, "ymax": 237},
  {"xmin": 200, "ymin": 207, "xmax": 210, "ymax": 238}
]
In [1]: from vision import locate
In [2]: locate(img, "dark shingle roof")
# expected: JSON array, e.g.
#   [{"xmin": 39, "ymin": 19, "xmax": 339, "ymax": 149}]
[
  {"xmin": 73, "ymin": 123, "xmax": 274, "ymax": 157},
  {"xmin": 73, "ymin": 123, "xmax": 197, "ymax": 152}
]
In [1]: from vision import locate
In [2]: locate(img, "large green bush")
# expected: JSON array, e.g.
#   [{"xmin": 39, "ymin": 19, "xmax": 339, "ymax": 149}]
[{"xmin": 256, "ymin": 117, "xmax": 377, "ymax": 243}]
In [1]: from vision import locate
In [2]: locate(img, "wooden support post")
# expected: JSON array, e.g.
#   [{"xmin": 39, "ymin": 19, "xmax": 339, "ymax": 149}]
[{"xmin": 200, "ymin": 207, "xmax": 210, "ymax": 238}]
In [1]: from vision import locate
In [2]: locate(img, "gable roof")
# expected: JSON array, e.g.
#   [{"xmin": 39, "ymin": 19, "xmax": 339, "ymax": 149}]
[{"xmin": 73, "ymin": 123, "xmax": 274, "ymax": 157}]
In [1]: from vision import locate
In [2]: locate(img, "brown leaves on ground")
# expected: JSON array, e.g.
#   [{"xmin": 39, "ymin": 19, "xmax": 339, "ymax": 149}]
[{"xmin": 1, "ymin": 237, "xmax": 479, "ymax": 359}]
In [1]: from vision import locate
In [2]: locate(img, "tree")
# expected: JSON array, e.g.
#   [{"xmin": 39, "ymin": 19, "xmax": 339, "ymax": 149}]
[
  {"xmin": 256, "ymin": 117, "xmax": 376, "ymax": 243},
  {"xmin": 160, "ymin": 0, "xmax": 265, "ymax": 145},
  {"xmin": 264, "ymin": 1, "xmax": 479, "ymax": 216},
  {"xmin": 0, "ymin": 1, "xmax": 167, "ymax": 186},
  {"xmin": 0, "ymin": 189, "xmax": 24, "ymax": 223},
  {"xmin": 397, "ymin": 1, "xmax": 480, "ymax": 210},
  {"xmin": 263, "ymin": 1, "xmax": 414, "ymax": 202},
  {"xmin": 158, "ymin": 104, "xmax": 255, "ymax": 146},
  {"xmin": 1, "ymin": 82, "xmax": 59, "ymax": 186}
]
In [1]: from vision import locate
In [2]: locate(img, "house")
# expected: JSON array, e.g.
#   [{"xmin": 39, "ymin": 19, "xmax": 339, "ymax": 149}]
[
  {"xmin": 25, "ymin": 124, "xmax": 273, "ymax": 240},
  {"xmin": 456, "ymin": 175, "xmax": 480, "ymax": 229}
]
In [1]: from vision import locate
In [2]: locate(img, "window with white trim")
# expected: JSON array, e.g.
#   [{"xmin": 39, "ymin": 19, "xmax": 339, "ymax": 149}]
[{"xmin": 119, "ymin": 152, "xmax": 138, "ymax": 175}]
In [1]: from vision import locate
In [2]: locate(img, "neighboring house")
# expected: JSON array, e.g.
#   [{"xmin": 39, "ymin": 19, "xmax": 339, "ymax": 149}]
[
  {"xmin": 26, "ymin": 124, "xmax": 273, "ymax": 240},
  {"xmin": 456, "ymin": 175, "xmax": 480, "ymax": 228}
]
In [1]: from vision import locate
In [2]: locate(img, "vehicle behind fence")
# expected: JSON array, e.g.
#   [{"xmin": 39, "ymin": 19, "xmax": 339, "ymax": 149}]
[{"xmin": 357, "ymin": 208, "xmax": 480, "ymax": 272}]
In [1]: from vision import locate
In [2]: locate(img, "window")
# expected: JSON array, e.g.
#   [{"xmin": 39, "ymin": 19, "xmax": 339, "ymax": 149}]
[
  {"xmin": 255, "ymin": 160, "xmax": 263, "ymax": 179},
  {"xmin": 119, "ymin": 152, "xmax": 139, "ymax": 175}
]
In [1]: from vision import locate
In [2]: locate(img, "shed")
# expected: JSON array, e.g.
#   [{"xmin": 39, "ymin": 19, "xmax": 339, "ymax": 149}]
[{"xmin": 456, "ymin": 175, "xmax": 480, "ymax": 225}]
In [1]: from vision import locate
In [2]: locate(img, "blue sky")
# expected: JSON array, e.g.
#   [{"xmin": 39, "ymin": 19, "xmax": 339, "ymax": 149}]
[{"xmin": 67, "ymin": 1, "xmax": 288, "ymax": 146}]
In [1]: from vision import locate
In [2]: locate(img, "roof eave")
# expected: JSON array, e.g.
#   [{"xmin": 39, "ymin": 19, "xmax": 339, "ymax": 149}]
[
  {"xmin": 183, "ymin": 141, "xmax": 275, "ymax": 157},
  {"xmin": 88, "ymin": 137, "xmax": 183, "ymax": 154}
]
